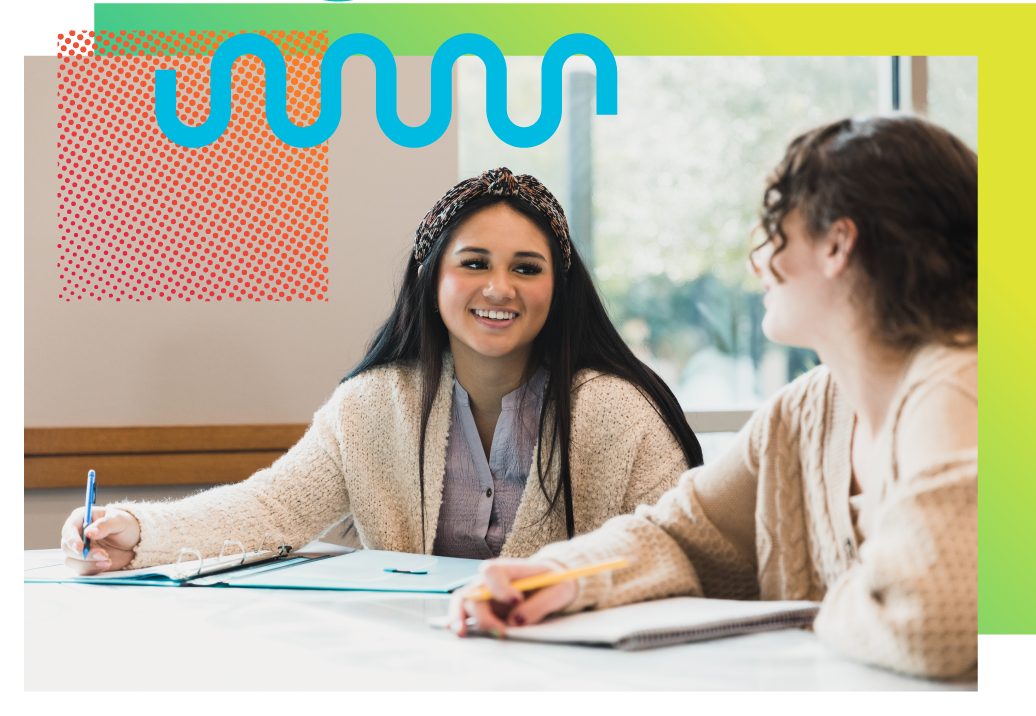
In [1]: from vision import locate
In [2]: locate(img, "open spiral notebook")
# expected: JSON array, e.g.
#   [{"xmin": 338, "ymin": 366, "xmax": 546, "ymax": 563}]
[{"xmin": 433, "ymin": 596, "xmax": 821, "ymax": 650}]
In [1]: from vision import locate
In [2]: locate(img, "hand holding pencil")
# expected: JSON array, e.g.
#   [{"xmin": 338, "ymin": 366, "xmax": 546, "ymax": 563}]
[{"xmin": 447, "ymin": 557, "xmax": 629, "ymax": 638}]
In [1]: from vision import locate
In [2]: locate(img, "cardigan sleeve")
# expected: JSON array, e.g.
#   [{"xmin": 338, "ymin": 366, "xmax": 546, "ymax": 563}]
[
  {"xmin": 565, "ymin": 372, "xmax": 693, "ymax": 518},
  {"xmin": 534, "ymin": 410, "xmax": 764, "ymax": 613},
  {"xmin": 812, "ymin": 373, "xmax": 978, "ymax": 679},
  {"xmin": 620, "ymin": 398, "xmax": 695, "ymax": 514},
  {"xmin": 110, "ymin": 386, "xmax": 353, "ymax": 570}
]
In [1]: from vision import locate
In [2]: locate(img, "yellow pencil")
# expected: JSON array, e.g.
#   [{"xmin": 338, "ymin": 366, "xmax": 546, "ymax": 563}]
[{"xmin": 465, "ymin": 557, "xmax": 630, "ymax": 602}]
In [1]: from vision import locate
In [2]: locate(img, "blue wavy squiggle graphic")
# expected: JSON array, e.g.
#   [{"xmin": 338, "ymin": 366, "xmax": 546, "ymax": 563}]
[{"xmin": 155, "ymin": 33, "xmax": 617, "ymax": 149}]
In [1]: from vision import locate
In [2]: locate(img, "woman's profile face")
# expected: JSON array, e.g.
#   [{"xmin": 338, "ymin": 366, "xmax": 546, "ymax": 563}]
[
  {"xmin": 753, "ymin": 207, "xmax": 847, "ymax": 349},
  {"xmin": 437, "ymin": 203, "xmax": 555, "ymax": 362}
]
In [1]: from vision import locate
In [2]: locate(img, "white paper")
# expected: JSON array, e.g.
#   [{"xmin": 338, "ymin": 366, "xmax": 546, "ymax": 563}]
[{"xmin": 24, "ymin": 550, "xmax": 279, "ymax": 581}]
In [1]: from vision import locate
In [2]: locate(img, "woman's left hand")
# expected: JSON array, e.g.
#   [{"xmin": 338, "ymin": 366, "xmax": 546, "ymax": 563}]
[{"xmin": 447, "ymin": 558, "xmax": 577, "ymax": 637}]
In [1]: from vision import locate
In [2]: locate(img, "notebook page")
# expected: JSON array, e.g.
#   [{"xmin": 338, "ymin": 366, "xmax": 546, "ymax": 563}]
[{"xmin": 24, "ymin": 550, "xmax": 280, "ymax": 581}]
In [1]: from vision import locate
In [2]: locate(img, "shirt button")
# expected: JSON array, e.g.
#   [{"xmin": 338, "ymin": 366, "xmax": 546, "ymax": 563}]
[{"xmin": 486, "ymin": 488, "xmax": 493, "ymax": 498}]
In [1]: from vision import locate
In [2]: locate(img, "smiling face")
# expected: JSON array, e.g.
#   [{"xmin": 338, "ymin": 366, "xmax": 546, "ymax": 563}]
[{"xmin": 436, "ymin": 203, "xmax": 555, "ymax": 364}]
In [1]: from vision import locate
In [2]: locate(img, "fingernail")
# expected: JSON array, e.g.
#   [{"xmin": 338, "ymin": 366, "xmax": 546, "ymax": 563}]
[
  {"xmin": 513, "ymin": 613, "xmax": 526, "ymax": 626},
  {"xmin": 96, "ymin": 561, "xmax": 110, "ymax": 569},
  {"xmin": 93, "ymin": 552, "xmax": 108, "ymax": 561},
  {"xmin": 510, "ymin": 597, "xmax": 521, "ymax": 606}
]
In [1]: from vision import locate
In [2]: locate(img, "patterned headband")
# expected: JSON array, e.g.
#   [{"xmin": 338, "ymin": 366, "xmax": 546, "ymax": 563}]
[{"xmin": 412, "ymin": 167, "xmax": 572, "ymax": 272}]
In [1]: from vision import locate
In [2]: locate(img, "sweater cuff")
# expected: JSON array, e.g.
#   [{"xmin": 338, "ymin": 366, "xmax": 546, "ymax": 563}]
[
  {"xmin": 533, "ymin": 543, "xmax": 614, "ymax": 614},
  {"xmin": 107, "ymin": 500, "xmax": 175, "ymax": 571}
]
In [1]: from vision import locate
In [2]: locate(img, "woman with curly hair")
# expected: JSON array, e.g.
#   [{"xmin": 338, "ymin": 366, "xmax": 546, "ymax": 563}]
[{"xmin": 451, "ymin": 117, "xmax": 978, "ymax": 680}]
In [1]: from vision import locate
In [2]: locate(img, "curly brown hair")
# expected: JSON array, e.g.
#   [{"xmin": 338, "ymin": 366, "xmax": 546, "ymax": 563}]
[{"xmin": 753, "ymin": 116, "xmax": 977, "ymax": 348}]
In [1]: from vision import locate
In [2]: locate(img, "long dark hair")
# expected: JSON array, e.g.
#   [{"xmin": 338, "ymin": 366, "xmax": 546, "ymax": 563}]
[{"xmin": 345, "ymin": 194, "xmax": 703, "ymax": 547}]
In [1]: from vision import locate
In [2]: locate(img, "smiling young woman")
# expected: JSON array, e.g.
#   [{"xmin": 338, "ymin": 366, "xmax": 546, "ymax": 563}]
[{"xmin": 59, "ymin": 168, "xmax": 704, "ymax": 574}]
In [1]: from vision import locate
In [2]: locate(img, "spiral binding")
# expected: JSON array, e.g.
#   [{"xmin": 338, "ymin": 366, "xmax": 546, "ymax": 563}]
[{"xmin": 615, "ymin": 610, "xmax": 819, "ymax": 651}]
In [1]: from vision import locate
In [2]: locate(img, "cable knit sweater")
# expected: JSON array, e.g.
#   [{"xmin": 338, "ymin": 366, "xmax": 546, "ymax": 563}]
[
  {"xmin": 113, "ymin": 354, "xmax": 690, "ymax": 569},
  {"xmin": 535, "ymin": 344, "xmax": 977, "ymax": 679}
]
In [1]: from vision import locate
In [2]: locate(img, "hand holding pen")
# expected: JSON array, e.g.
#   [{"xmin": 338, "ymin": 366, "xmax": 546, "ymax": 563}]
[{"xmin": 59, "ymin": 469, "xmax": 141, "ymax": 575}]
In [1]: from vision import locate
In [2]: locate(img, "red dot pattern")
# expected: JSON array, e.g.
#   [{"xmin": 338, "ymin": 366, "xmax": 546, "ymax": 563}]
[
  {"xmin": 56, "ymin": 31, "xmax": 94, "ymax": 56},
  {"xmin": 57, "ymin": 30, "xmax": 330, "ymax": 302},
  {"xmin": 94, "ymin": 29, "xmax": 325, "ymax": 58}
]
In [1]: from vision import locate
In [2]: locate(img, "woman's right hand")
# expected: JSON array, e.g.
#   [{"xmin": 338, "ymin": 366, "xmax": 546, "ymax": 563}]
[
  {"xmin": 447, "ymin": 559, "xmax": 578, "ymax": 637},
  {"xmin": 60, "ymin": 506, "xmax": 141, "ymax": 575}
]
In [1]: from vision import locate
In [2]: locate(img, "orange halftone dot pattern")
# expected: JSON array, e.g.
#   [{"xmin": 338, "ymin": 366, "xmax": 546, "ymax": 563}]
[
  {"xmin": 57, "ymin": 31, "xmax": 329, "ymax": 302},
  {"xmin": 58, "ymin": 30, "xmax": 94, "ymax": 55},
  {"xmin": 95, "ymin": 29, "xmax": 324, "ymax": 57}
]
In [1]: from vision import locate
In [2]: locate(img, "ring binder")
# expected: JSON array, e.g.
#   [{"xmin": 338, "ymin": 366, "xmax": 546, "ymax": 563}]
[
  {"xmin": 219, "ymin": 540, "xmax": 247, "ymax": 565},
  {"xmin": 28, "ymin": 546, "xmax": 483, "ymax": 593},
  {"xmin": 257, "ymin": 532, "xmax": 291, "ymax": 556},
  {"xmin": 175, "ymin": 548, "xmax": 203, "ymax": 578},
  {"xmin": 27, "ymin": 528, "xmax": 306, "ymax": 587}
]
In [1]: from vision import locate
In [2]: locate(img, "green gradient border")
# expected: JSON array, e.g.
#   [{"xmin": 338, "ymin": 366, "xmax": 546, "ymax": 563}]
[
  {"xmin": 95, "ymin": 3, "xmax": 1013, "ymax": 54},
  {"xmin": 93, "ymin": 3, "xmax": 1034, "ymax": 635}
]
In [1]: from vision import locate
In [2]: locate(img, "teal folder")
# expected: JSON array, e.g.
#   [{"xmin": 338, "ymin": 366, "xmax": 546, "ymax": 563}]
[
  {"xmin": 24, "ymin": 549, "xmax": 482, "ymax": 593},
  {"xmin": 207, "ymin": 550, "xmax": 482, "ymax": 593}
]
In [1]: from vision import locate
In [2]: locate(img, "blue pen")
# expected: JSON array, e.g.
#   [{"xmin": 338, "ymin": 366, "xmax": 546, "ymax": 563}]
[{"xmin": 82, "ymin": 469, "xmax": 96, "ymax": 559}]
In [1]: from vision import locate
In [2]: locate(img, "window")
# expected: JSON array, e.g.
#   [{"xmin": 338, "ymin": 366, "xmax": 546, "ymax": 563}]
[{"xmin": 927, "ymin": 56, "xmax": 978, "ymax": 150}]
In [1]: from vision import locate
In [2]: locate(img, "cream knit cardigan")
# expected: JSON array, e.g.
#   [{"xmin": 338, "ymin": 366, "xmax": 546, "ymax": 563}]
[
  {"xmin": 535, "ymin": 344, "xmax": 977, "ymax": 679},
  {"xmin": 115, "ymin": 354, "xmax": 689, "ymax": 570}
]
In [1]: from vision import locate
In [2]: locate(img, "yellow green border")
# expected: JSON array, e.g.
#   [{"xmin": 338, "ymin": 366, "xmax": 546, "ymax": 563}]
[
  {"xmin": 97, "ymin": 3, "xmax": 1017, "ymax": 54},
  {"xmin": 91, "ymin": 2, "xmax": 1034, "ymax": 634}
]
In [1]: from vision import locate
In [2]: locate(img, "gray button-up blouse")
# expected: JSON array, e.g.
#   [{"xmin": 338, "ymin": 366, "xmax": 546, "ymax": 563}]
[{"xmin": 432, "ymin": 367, "xmax": 549, "ymax": 559}]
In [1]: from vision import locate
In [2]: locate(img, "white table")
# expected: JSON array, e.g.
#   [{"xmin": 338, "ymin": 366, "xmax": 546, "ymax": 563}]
[{"xmin": 24, "ymin": 549, "xmax": 976, "ymax": 691}]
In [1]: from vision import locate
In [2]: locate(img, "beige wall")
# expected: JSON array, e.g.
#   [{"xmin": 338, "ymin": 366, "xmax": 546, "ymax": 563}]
[{"xmin": 24, "ymin": 56, "xmax": 458, "ymax": 427}]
